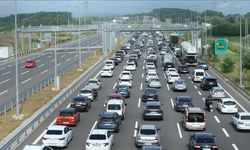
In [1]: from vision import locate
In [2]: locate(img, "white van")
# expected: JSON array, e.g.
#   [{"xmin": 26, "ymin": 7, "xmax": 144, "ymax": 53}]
[
  {"xmin": 192, "ymin": 69, "xmax": 205, "ymax": 82},
  {"xmin": 106, "ymin": 99, "xmax": 126, "ymax": 120},
  {"xmin": 105, "ymin": 60, "xmax": 115, "ymax": 70}
]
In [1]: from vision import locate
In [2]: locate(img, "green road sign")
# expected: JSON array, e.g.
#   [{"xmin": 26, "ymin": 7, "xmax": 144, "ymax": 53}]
[
  {"xmin": 215, "ymin": 38, "xmax": 228, "ymax": 55},
  {"xmin": 165, "ymin": 18, "xmax": 172, "ymax": 24}
]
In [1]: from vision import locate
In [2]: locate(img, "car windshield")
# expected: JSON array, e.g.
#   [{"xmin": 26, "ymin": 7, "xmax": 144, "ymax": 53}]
[
  {"xmin": 188, "ymin": 113, "xmax": 204, "ymax": 122},
  {"xmin": 81, "ymin": 90, "xmax": 91, "ymax": 94},
  {"xmin": 89, "ymin": 134, "xmax": 106, "ymax": 140},
  {"xmin": 181, "ymin": 65, "xmax": 187, "ymax": 69},
  {"xmin": 145, "ymin": 89, "xmax": 156, "ymax": 94},
  {"xmin": 224, "ymin": 101, "xmax": 236, "ymax": 105},
  {"xmin": 89, "ymin": 80, "xmax": 97, "ymax": 84},
  {"xmin": 117, "ymin": 86, "xmax": 128, "ymax": 91},
  {"xmin": 121, "ymin": 79, "xmax": 130, "ymax": 82},
  {"xmin": 46, "ymin": 130, "xmax": 62, "ymax": 135},
  {"xmin": 196, "ymin": 136, "xmax": 214, "ymax": 143},
  {"xmin": 140, "ymin": 129, "xmax": 156, "ymax": 135},
  {"xmin": 100, "ymin": 117, "xmax": 115, "ymax": 122},
  {"xmin": 241, "ymin": 115, "xmax": 250, "ymax": 120},
  {"xmin": 147, "ymin": 105, "xmax": 160, "ymax": 109},
  {"xmin": 108, "ymin": 104, "xmax": 121, "ymax": 110},
  {"xmin": 214, "ymin": 89, "xmax": 224, "ymax": 93},
  {"xmin": 176, "ymin": 80, "xmax": 184, "ymax": 84},
  {"xmin": 59, "ymin": 111, "xmax": 74, "ymax": 116}
]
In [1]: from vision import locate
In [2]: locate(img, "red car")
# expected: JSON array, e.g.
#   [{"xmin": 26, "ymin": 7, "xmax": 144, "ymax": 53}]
[
  {"xmin": 105, "ymin": 93, "xmax": 126, "ymax": 105},
  {"xmin": 25, "ymin": 60, "xmax": 37, "ymax": 68},
  {"xmin": 56, "ymin": 108, "xmax": 80, "ymax": 126}
]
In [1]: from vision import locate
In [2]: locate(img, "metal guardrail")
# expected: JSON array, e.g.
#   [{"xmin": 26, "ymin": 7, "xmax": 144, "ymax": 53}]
[
  {"xmin": 0, "ymin": 52, "xmax": 92, "ymax": 115},
  {"xmin": 0, "ymin": 57, "xmax": 106, "ymax": 150}
]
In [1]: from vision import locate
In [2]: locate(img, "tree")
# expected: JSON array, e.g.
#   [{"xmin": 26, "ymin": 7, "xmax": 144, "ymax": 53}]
[{"xmin": 220, "ymin": 56, "xmax": 234, "ymax": 73}]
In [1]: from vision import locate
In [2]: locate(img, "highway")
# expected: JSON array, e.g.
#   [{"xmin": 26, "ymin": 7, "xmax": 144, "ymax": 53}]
[
  {"xmin": 0, "ymin": 33, "xmax": 102, "ymax": 108},
  {"xmin": 17, "ymin": 34, "xmax": 250, "ymax": 150}
]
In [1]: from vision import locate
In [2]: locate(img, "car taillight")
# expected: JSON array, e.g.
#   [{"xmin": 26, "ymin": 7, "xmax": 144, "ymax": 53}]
[
  {"xmin": 58, "ymin": 137, "xmax": 65, "ymax": 140},
  {"xmin": 194, "ymin": 145, "xmax": 201, "ymax": 149},
  {"xmin": 42, "ymin": 137, "xmax": 48, "ymax": 140},
  {"xmin": 86, "ymin": 142, "xmax": 90, "ymax": 146},
  {"xmin": 104, "ymin": 143, "xmax": 109, "ymax": 146},
  {"xmin": 212, "ymin": 145, "xmax": 218, "ymax": 149}
]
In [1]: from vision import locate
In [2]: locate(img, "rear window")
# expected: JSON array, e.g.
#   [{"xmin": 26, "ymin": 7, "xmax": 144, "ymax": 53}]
[
  {"xmin": 46, "ymin": 130, "xmax": 62, "ymax": 135},
  {"xmin": 106, "ymin": 61, "xmax": 113, "ymax": 64},
  {"xmin": 140, "ymin": 129, "xmax": 156, "ymax": 135},
  {"xmin": 188, "ymin": 113, "xmax": 204, "ymax": 122},
  {"xmin": 147, "ymin": 105, "xmax": 161, "ymax": 109},
  {"xmin": 100, "ymin": 117, "xmax": 115, "ymax": 122},
  {"xmin": 223, "ymin": 101, "xmax": 236, "ymax": 105},
  {"xmin": 196, "ymin": 136, "xmax": 214, "ymax": 143},
  {"xmin": 241, "ymin": 115, "xmax": 250, "ymax": 120},
  {"xmin": 171, "ymin": 74, "xmax": 179, "ymax": 77},
  {"xmin": 81, "ymin": 90, "xmax": 91, "ymax": 93},
  {"xmin": 206, "ymin": 79, "xmax": 217, "ymax": 83},
  {"xmin": 103, "ymin": 69, "xmax": 110, "ymax": 71},
  {"xmin": 195, "ymin": 72, "xmax": 204, "ymax": 76},
  {"xmin": 73, "ymin": 97, "xmax": 87, "ymax": 102},
  {"xmin": 145, "ymin": 89, "xmax": 156, "ymax": 94},
  {"xmin": 59, "ymin": 111, "xmax": 74, "ymax": 116},
  {"xmin": 89, "ymin": 80, "xmax": 97, "ymax": 84},
  {"xmin": 108, "ymin": 104, "xmax": 121, "ymax": 110},
  {"xmin": 89, "ymin": 134, "xmax": 106, "ymax": 140}
]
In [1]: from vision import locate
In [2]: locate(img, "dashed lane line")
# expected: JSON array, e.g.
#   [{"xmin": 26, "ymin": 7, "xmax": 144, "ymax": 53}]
[
  {"xmin": 214, "ymin": 116, "xmax": 221, "ymax": 123},
  {"xmin": 177, "ymin": 123, "xmax": 183, "ymax": 139},
  {"xmin": 232, "ymin": 144, "xmax": 239, "ymax": 150},
  {"xmin": 222, "ymin": 128, "xmax": 230, "ymax": 137},
  {"xmin": 170, "ymin": 98, "xmax": 174, "ymax": 109},
  {"xmin": 138, "ymin": 98, "xmax": 141, "ymax": 108},
  {"xmin": 0, "ymin": 90, "xmax": 8, "ymax": 96}
]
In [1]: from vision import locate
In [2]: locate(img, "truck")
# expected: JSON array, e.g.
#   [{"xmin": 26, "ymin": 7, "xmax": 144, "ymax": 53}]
[
  {"xmin": 180, "ymin": 41, "xmax": 198, "ymax": 66},
  {"xmin": 162, "ymin": 52, "xmax": 174, "ymax": 70},
  {"xmin": 0, "ymin": 46, "xmax": 13, "ymax": 59},
  {"xmin": 170, "ymin": 34, "xmax": 179, "ymax": 49}
]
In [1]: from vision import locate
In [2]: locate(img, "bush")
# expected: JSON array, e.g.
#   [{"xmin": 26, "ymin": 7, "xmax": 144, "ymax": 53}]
[{"xmin": 220, "ymin": 56, "xmax": 234, "ymax": 73}]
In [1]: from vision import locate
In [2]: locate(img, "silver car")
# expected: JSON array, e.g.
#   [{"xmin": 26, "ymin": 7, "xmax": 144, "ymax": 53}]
[
  {"xmin": 172, "ymin": 79, "xmax": 187, "ymax": 91},
  {"xmin": 148, "ymin": 78, "xmax": 161, "ymax": 88},
  {"xmin": 135, "ymin": 125, "xmax": 160, "ymax": 147},
  {"xmin": 209, "ymin": 86, "xmax": 225, "ymax": 99}
]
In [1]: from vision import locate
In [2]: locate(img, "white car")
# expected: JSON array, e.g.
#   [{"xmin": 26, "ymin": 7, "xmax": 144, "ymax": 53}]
[
  {"xmin": 145, "ymin": 62, "xmax": 156, "ymax": 70},
  {"xmin": 105, "ymin": 60, "xmax": 115, "ymax": 70},
  {"xmin": 80, "ymin": 88, "xmax": 94, "ymax": 101},
  {"xmin": 42, "ymin": 125, "xmax": 73, "ymax": 148},
  {"xmin": 119, "ymin": 71, "xmax": 132, "ymax": 80},
  {"xmin": 167, "ymin": 72, "xmax": 180, "ymax": 83},
  {"xmin": 160, "ymin": 50, "xmax": 166, "ymax": 55},
  {"xmin": 165, "ymin": 68, "xmax": 177, "ymax": 76},
  {"xmin": 100, "ymin": 67, "xmax": 113, "ymax": 77},
  {"xmin": 130, "ymin": 54, "xmax": 138, "ymax": 60},
  {"xmin": 232, "ymin": 112, "xmax": 250, "ymax": 131},
  {"xmin": 86, "ymin": 78, "xmax": 101, "ymax": 90},
  {"xmin": 148, "ymin": 77, "xmax": 161, "ymax": 88},
  {"xmin": 85, "ymin": 129, "xmax": 114, "ymax": 150},
  {"xmin": 209, "ymin": 86, "xmax": 225, "ymax": 99},
  {"xmin": 119, "ymin": 76, "xmax": 132, "ymax": 88},
  {"xmin": 146, "ymin": 71, "xmax": 158, "ymax": 82},
  {"xmin": 124, "ymin": 62, "xmax": 136, "ymax": 71},
  {"xmin": 23, "ymin": 144, "xmax": 53, "ymax": 150},
  {"xmin": 217, "ymin": 98, "xmax": 238, "ymax": 113}
]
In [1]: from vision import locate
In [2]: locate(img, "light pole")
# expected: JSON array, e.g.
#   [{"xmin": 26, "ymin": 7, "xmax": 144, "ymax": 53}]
[
  {"xmin": 78, "ymin": 2, "xmax": 83, "ymax": 71},
  {"xmin": 240, "ymin": 14, "xmax": 243, "ymax": 87}
]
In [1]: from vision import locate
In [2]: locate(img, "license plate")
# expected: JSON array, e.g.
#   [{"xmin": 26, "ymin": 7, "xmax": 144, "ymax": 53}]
[
  {"xmin": 202, "ymin": 148, "xmax": 210, "ymax": 150},
  {"xmin": 76, "ymin": 104, "xmax": 81, "ymax": 107},
  {"xmin": 93, "ymin": 143, "xmax": 101, "ymax": 146},
  {"xmin": 105, "ymin": 123, "xmax": 112, "ymax": 126},
  {"xmin": 63, "ymin": 122, "xmax": 69, "ymax": 124},
  {"xmin": 150, "ymin": 112, "xmax": 157, "ymax": 114},
  {"xmin": 245, "ymin": 123, "xmax": 250, "ymax": 126},
  {"xmin": 148, "ymin": 98, "xmax": 154, "ymax": 100},
  {"xmin": 183, "ymin": 105, "xmax": 188, "ymax": 107}
]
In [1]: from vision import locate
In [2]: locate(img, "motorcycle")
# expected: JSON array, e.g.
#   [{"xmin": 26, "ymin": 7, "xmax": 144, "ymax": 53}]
[{"xmin": 205, "ymin": 103, "xmax": 212, "ymax": 112}]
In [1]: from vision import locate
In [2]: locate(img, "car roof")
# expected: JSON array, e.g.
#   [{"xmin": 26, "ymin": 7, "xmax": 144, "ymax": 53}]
[
  {"xmin": 101, "ymin": 112, "xmax": 118, "ymax": 116},
  {"xmin": 212, "ymin": 86, "xmax": 223, "ymax": 90},
  {"xmin": 107, "ymin": 99, "xmax": 123, "ymax": 104},
  {"xmin": 169, "ymin": 72, "xmax": 179, "ymax": 75},
  {"xmin": 47, "ymin": 125, "xmax": 66, "ymax": 130},
  {"xmin": 140, "ymin": 124, "xmax": 157, "ymax": 130},
  {"xmin": 195, "ymin": 132, "xmax": 214, "ymax": 138},
  {"xmin": 204, "ymin": 76, "xmax": 216, "ymax": 80},
  {"xmin": 90, "ymin": 129, "xmax": 107, "ymax": 135},
  {"xmin": 187, "ymin": 107, "xmax": 204, "ymax": 113},
  {"xmin": 146, "ymin": 101, "xmax": 161, "ymax": 106},
  {"xmin": 238, "ymin": 112, "xmax": 250, "ymax": 116},
  {"xmin": 220, "ymin": 97, "xmax": 236, "ymax": 102}
]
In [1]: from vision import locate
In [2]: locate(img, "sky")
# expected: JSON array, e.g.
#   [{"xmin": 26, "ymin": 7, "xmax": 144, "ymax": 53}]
[{"xmin": 0, "ymin": 0, "xmax": 249, "ymax": 17}]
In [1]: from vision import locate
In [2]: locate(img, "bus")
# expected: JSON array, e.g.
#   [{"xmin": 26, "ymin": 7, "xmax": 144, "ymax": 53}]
[{"xmin": 180, "ymin": 41, "xmax": 198, "ymax": 66}]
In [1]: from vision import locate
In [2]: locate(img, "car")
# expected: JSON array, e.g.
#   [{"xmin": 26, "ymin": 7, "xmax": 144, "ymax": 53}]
[
  {"xmin": 148, "ymin": 77, "xmax": 161, "ymax": 88},
  {"xmin": 174, "ymin": 96, "xmax": 193, "ymax": 112},
  {"xmin": 100, "ymin": 67, "xmax": 113, "ymax": 77},
  {"xmin": 141, "ymin": 145, "xmax": 164, "ymax": 150},
  {"xmin": 115, "ymin": 55, "xmax": 122, "ymax": 62},
  {"xmin": 119, "ymin": 71, "xmax": 132, "ymax": 80},
  {"xmin": 217, "ymin": 97, "xmax": 238, "ymax": 113},
  {"xmin": 110, "ymin": 57, "xmax": 119, "ymax": 66},
  {"xmin": 172, "ymin": 79, "xmax": 186, "ymax": 91},
  {"xmin": 97, "ymin": 112, "xmax": 121, "ymax": 133},
  {"xmin": 160, "ymin": 50, "xmax": 166, "ymax": 55},
  {"xmin": 115, "ymin": 84, "xmax": 130, "ymax": 98},
  {"xmin": 70, "ymin": 96, "xmax": 91, "ymax": 112},
  {"xmin": 178, "ymin": 64, "xmax": 189, "ymax": 74},
  {"xmin": 209, "ymin": 86, "xmax": 225, "ymax": 99},
  {"xmin": 146, "ymin": 55, "xmax": 157, "ymax": 65},
  {"xmin": 165, "ymin": 68, "xmax": 177, "ymax": 76},
  {"xmin": 188, "ymin": 132, "xmax": 218, "ymax": 150},
  {"xmin": 118, "ymin": 76, "xmax": 132, "ymax": 88},
  {"xmin": 106, "ymin": 99, "xmax": 126, "ymax": 120},
  {"xmin": 56, "ymin": 108, "xmax": 80, "ymax": 126},
  {"xmin": 142, "ymin": 88, "xmax": 158, "ymax": 102},
  {"xmin": 198, "ymin": 60, "xmax": 209, "ymax": 70},
  {"xmin": 182, "ymin": 107, "xmax": 206, "ymax": 131},
  {"xmin": 124, "ymin": 62, "xmax": 136, "ymax": 71},
  {"xmin": 135, "ymin": 125, "xmax": 160, "ymax": 147},
  {"xmin": 200, "ymin": 76, "xmax": 218, "ymax": 90},
  {"xmin": 192, "ymin": 69, "xmax": 205, "ymax": 82},
  {"xmin": 143, "ymin": 101, "xmax": 163, "ymax": 120},
  {"xmin": 105, "ymin": 60, "xmax": 115, "ymax": 70},
  {"xmin": 106, "ymin": 93, "xmax": 125, "ymax": 102},
  {"xmin": 133, "ymin": 49, "xmax": 141, "ymax": 57},
  {"xmin": 86, "ymin": 78, "xmax": 101, "ymax": 90},
  {"xmin": 85, "ymin": 129, "xmax": 114, "ymax": 150},
  {"xmin": 42, "ymin": 125, "xmax": 73, "ymax": 148},
  {"xmin": 232, "ymin": 112, "xmax": 250, "ymax": 131},
  {"xmin": 145, "ymin": 62, "xmax": 156, "ymax": 70},
  {"xmin": 23, "ymin": 144, "xmax": 53, "ymax": 150},
  {"xmin": 80, "ymin": 88, "xmax": 95, "ymax": 101},
  {"xmin": 167, "ymin": 72, "xmax": 180, "ymax": 84},
  {"xmin": 127, "ymin": 58, "xmax": 138, "ymax": 66},
  {"xmin": 25, "ymin": 60, "xmax": 37, "ymax": 68},
  {"xmin": 130, "ymin": 53, "xmax": 138, "ymax": 60},
  {"xmin": 146, "ymin": 71, "xmax": 158, "ymax": 82}
]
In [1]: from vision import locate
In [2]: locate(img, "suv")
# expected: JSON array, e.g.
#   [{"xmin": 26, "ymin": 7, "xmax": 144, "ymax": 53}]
[
  {"xmin": 182, "ymin": 107, "xmax": 206, "ymax": 131},
  {"xmin": 188, "ymin": 132, "xmax": 218, "ymax": 150},
  {"xmin": 97, "ymin": 112, "xmax": 121, "ymax": 133},
  {"xmin": 135, "ymin": 125, "xmax": 160, "ymax": 147},
  {"xmin": 143, "ymin": 101, "xmax": 163, "ymax": 120},
  {"xmin": 142, "ymin": 88, "xmax": 158, "ymax": 102},
  {"xmin": 200, "ymin": 76, "xmax": 218, "ymax": 90},
  {"xmin": 198, "ymin": 60, "xmax": 209, "ymax": 70},
  {"xmin": 178, "ymin": 64, "xmax": 189, "ymax": 74},
  {"xmin": 70, "ymin": 96, "xmax": 91, "ymax": 112}
]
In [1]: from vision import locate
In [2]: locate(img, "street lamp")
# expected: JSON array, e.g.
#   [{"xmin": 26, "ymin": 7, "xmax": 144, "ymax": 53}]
[
  {"xmin": 78, "ymin": 1, "xmax": 83, "ymax": 71},
  {"xmin": 240, "ymin": 14, "xmax": 243, "ymax": 87}
]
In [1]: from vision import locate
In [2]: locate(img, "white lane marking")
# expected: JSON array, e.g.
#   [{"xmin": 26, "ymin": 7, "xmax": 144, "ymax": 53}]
[
  {"xmin": 232, "ymin": 144, "xmax": 239, "ymax": 150},
  {"xmin": 66, "ymin": 58, "xmax": 71, "ymax": 62},
  {"xmin": 222, "ymin": 128, "xmax": 230, "ymax": 137},
  {"xmin": 218, "ymin": 83, "xmax": 247, "ymax": 112},
  {"xmin": 91, "ymin": 121, "xmax": 98, "ymax": 131},
  {"xmin": 0, "ymin": 79, "xmax": 10, "ymax": 85},
  {"xmin": 198, "ymin": 91, "xmax": 202, "ymax": 95},
  {"xmin": 38, "ymin": 64, "xmax": 45, "ymax": 68},
  {"xmin": 167, "ymin": 84, "xmax": 170, "ymax": 91},
  {"xmin": 188, "ymin": 76, "xmax": 191, "ymax": 79},
  {"xmin": 164, "ymin": 74, "xmax": 166, "ymax": 79},
  {"xmin": 20, "ymin": 66, "xmax": 25, "ymax": 69},
  {"xmin": 8, "ymin": 65, "xmax": 13, "ymax": 68},
  {"xmin": 140, "ymin": 83, "xmax": 143, "ymax": 90},
  {"xmin": 0, "ymin": 68, "xmax": 6, "ymax": 71},
  {"xmin": 194, "ymin": 85, "xmax": 197, "ymax": 89},
  {"xmin": 202, "ymin": 98, "xmax": 205, "ymax": 102},
  {"xmin": 177, "ymin": 123, "xmax": 183, "ymax": 139},
  {"xmin": 112, "ymin": 83, "xmax": 117, "ymax": 90},
  {"xmin": 134, "ymin": 129, "xmax": 137, "ymax": 137},
  {"xmin": 47, "ymin": 55, "xmax": 52, "ymax": 59},
  {"xmin": 36, "ymin": 59, "xmax": 41, "ymax": 62},
  {"xmin": 170, "ymin": 98, "xmax": 174, "ymax": 109},
  {"xmin": 94, "ymin": 71, "xmax": 101, "ymax": 79},
  {"xmin": 0, "ymin": 90, "xmax": 8, "ymax": 96},
  {"xmin": 50, "ymin": 59, "xmax": 55, "ymax": 62},
  {"xmin": 143, "ymin": 66, "xmax": 145, "ymax": 70},
  {"xmin": 142, "ymin": 73, "xmax": 144, "ymax": 78},
  {"xmin": 56, "ymin": 63, "xmax": 61, "ymax": 66},
  {"xmin": 138, "ymin": 98, "xmax": 141, "ymax": 108},
  {"xmin": 135, "ymin": 121, "xmax": 138, "ymax": 129},
  {"xmin": 21, "ymin": 70, "xmax": 29, "ymax": 76},
  {"xmin": 41, "ymin": 69, "xmax": 48, "ymax": 74},
  {"xmin": 74, "ymin": 54, "xmax": 78, "ymax": 57},
  {"xmin": 61, "ymin": 55, "xmax": 65, "ymax": 58},
  {"xmin": 21, "ymin": 78, "xmax": 32, "ymax": 84},
  {"xmin": 143, "ymin": 60, "xmax": 145, "ymax": 64},
  {"xmin": 1, "ymin": 71, "xmax": 11, "ymax": 76},
  {"xmin": 214, "ymin": 116, "xmax": 221, "ymax": 123}
]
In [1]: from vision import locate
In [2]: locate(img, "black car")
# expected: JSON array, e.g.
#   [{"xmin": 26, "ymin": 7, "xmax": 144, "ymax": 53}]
[
  {"xmin": 198, "ymin": 60, "xmax": 209, "ymax": 70},
  {"xmin": 97, "ymin": 112, "xmax": 121, "ymax": 133},
  {"xmin": 142, "ymin": 145, "xmax": 164, "ymax": 150},
  {"xmin": 110, "ymin": 57, "xmax": 119, "ymax": 66},
  {"xmin": 128, "ymin": 58, "xmax": 138, "ymax": 66},
  {"xmin": 174, "ymin": 96, "xmax": 193, "ymax": 112},
  {"xmin": 178, "ymin": 64, "xmax": 189, "ymax": 74},
  {"xmin": 195, "ymin": 65, "xmax": 206, "ymax": 70},
  {"xmin": 200, "ymin": 76, "xmax": 218, "ymax": 91},
  {"xmin": 115, "ymin": 84, "xmax": 130, "ymax": 98},
  {"xmin": 142, "ymin": 88, "xmax": 158, "ymax": 102},
  {"xmin": 143, "ymin": 101, "xmax": 163, "ymax": 120},
  {"xmin": 188, "ymin": 132, "xmax": 218, "ymax": 150},
  {"xmin": 70, "ymin": 96, "xmax": 91, "ymax": 112}
]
